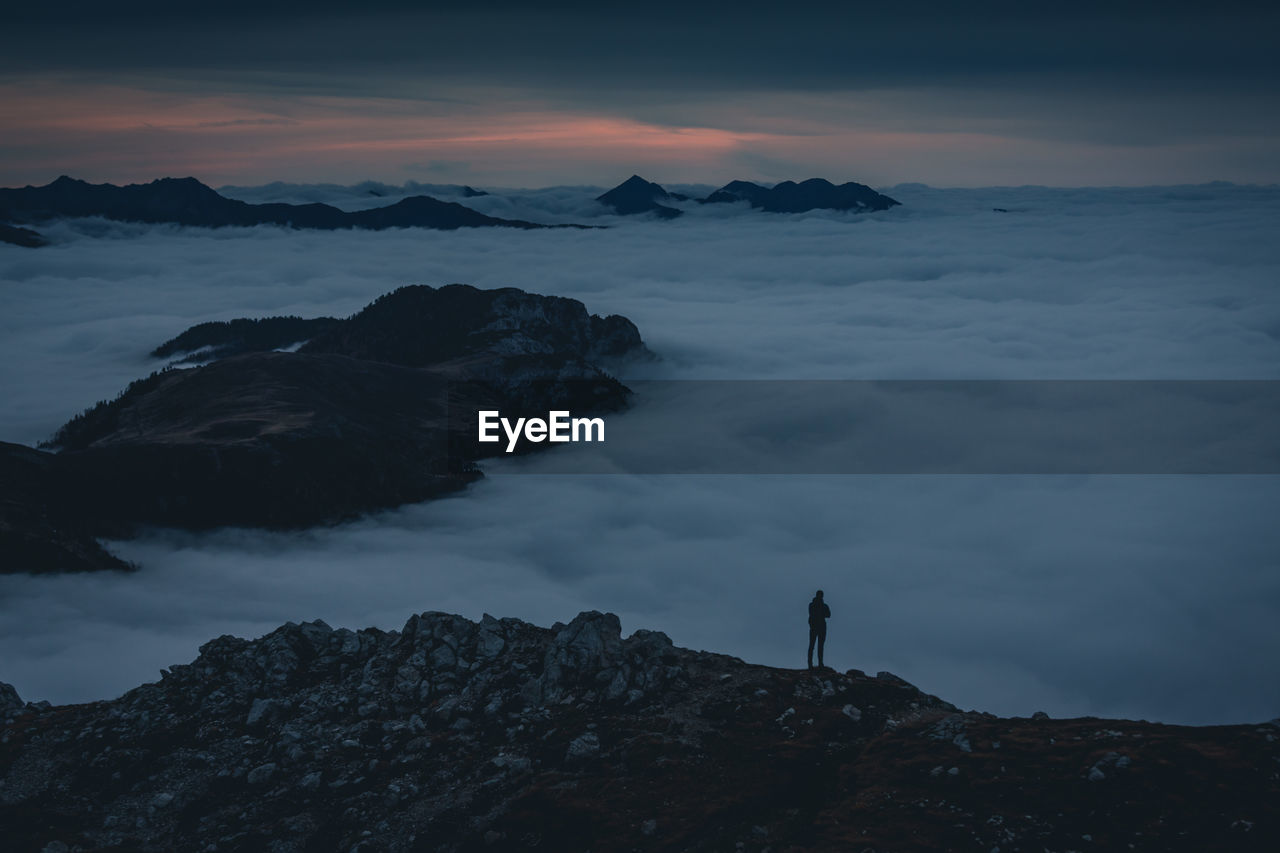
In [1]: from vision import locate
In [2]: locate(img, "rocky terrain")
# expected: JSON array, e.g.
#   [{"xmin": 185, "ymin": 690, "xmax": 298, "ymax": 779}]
[
  {"xmin": 2, "ymin": 609, "xmax": 1276, "ymax": 852},
  {"xmin": 0, "ymin": 285, "xmax": 649, "ymax": 573},
  {"xmin": 0, "ymin": 177, "xmax": 587, "ymax": 238}
]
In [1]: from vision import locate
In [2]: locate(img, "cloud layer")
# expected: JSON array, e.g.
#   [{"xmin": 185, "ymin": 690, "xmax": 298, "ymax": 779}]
[
  {"xmin": 4, "ymin": 3, "xmax": 1278, "ymax": 186},
  {"xmin": 1, "ymin": 183, "xmax": 1278, "ymax": 724}
]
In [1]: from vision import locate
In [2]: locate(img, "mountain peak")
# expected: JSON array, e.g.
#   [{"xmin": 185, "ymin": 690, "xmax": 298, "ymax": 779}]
[
  {"xmin": 152, "ymin": 176, "xmax": 210, "ymax": 187},
  {"xmin": 596, "ymin": 175, "xmax": 682, "ymax": 219},
  {"xmin": 2, "ymin": 607, "xmax": 1273, "ymax": 851},
  {"xmin": 703, "ymin": 176, "xmax": 899, "ymax": 213}
]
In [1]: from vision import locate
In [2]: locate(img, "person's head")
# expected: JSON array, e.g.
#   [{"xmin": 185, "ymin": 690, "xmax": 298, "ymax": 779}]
[{"xmin": 815, "ymin": 590, "xmax": 824, "ymax": 599}]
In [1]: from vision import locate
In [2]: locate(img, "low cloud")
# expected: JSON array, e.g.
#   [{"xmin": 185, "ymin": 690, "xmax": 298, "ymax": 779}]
[{"xmin": 1, "ymin": 184, "xmax": 1278, "ymax": 724}]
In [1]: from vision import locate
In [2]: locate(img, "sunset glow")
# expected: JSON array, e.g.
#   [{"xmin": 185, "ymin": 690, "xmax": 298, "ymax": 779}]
[{"xmin": 4, "ymin": 73, "xmax": 1276, "ymax": 188}]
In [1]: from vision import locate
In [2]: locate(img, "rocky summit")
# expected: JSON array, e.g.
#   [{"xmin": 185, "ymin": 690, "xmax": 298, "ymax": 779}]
[{"xmin": 2, "ymin": 610, "xmax": 1276, "ymax": 852}]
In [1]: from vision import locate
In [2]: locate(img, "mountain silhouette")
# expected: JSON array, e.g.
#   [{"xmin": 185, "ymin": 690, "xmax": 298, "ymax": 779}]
[
  {"xmin": 596, "ymin": 175, "xmax": 684, "ymax": 219},
  {"xmin": 703, "ymin": 177, "xmax": 900, "ymax": 212},
  {"xmin": 0, "ymin": 176, "xmax": 583, "ymax": 232},
  {"xmin": 1, "ymin": 285, "xmax": 650, "ymax": 573},
  {"xmin": 0, "ymin": 223, "xmax": 46, "ymax": 247}
]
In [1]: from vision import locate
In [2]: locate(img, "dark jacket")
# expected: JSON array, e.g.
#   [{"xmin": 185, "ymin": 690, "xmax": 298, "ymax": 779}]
[{"xmin": 808, "ymin": 598, "xmax": 831, "ymax": 628}]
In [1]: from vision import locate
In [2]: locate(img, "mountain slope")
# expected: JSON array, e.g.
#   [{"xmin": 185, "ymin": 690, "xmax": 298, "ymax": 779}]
[
  {"xmin": 1, "ymin": 285, "xmax": 649, "ymax": 572},
  {"xmin": 596, "ymin": 175, "xmax": 684, "ymax": 219},
  {"xmin": 2, "ymin": 609, "xmax": 1275, "ymax": 851}
]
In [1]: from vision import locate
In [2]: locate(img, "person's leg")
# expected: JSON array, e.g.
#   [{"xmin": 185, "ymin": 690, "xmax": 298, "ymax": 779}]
[
  {"xmin": 807, "ymin": 627, "xmax": 817, "ymax": 669},
  {"xmin": 816, "ymin": 627, "xmax": 826, "ymax": 668}
]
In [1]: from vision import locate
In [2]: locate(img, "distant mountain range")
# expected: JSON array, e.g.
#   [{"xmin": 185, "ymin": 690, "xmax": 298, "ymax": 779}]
[
  {"xmin": 596, "ymin": 174, "xmax": 900, "ymax": 218},
  {"xmin": 0, "ymin": 174, "xmax": 902, "ymax": 245},
  {"xmin": 0, "ymin": 176, "xmax": 586, "ymax": 243},
  {"xmin": 703, "ymin": 177, "xmax": 901, "ymax": 213}
]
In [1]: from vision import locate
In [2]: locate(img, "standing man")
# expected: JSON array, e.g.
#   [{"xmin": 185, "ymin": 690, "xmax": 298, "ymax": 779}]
[{"xmin": 807, "ymin": 590, "xmax": 831, "ymax": 670}]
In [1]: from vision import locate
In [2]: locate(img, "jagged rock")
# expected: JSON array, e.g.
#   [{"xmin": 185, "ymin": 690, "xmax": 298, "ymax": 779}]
[
  {"xmin": 1087, "ymin": 750, "xmax": 1132, "ymax": 782},
  {"xmin": 0, "ymin": 680, "xmax": 21, "ymax": 713},
  {"xmin": 246, "ymin": 763, "xmax": 278, "ymax": 785},
  {"xmin": 1, "ymin": 610, "xmax": 1275, "ymax": 852},
  {"xmin": 565, "ymin": 731, "xmax": 601, "ymax": 762},
  {"xmin": 875, "ymin": 670, "xmax": 915, "ymax": 687},
  {"xmin": 924, "ymin": 713, "xmax": 972, "ymax": 752}
]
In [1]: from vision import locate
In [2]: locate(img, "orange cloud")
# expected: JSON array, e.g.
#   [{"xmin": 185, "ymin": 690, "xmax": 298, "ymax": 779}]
[
  {"xmin": 3, "ymin": 78, "xmax": 1272, "ymax": 187},
  {"xmin": 0, "ymin": 81, "xmax": 779, "ymax": 185}
]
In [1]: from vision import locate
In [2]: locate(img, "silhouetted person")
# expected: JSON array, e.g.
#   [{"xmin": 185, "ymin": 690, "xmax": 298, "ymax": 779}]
[{"xmin": 807, "ymin": 590, "xmax": 830, "ymax": 669}]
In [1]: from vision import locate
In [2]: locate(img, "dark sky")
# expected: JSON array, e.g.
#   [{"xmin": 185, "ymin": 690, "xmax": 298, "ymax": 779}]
[{"xmin": 3, "ymin": 1, "xmax": 1278, "ymax": 186}]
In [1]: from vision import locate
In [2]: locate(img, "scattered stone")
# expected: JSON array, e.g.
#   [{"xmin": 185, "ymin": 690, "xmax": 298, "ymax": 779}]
[
  {"xmin": 246, "ymin": 763, "xmax": 277, "ymax": 785},
  {"xmin": 1087, "ymin": 751, "xmax": 1131, "ymax": 781},
  {"xmin": 565, "ymin": 732, "xmax": 601, "ymax": 762},
  {"xmin": 245, "ymin": 697, "xmax": 277, "ymax": 727}
]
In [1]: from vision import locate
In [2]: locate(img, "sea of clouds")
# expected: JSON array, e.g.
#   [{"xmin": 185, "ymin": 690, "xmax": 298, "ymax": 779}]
[{"xmin": 1, "ymin": 182, "xmax": 1278, "ymax": 724}]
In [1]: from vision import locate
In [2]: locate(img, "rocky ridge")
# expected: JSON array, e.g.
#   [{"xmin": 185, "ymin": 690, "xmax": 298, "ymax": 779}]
[
  {"xmin": 2, "ymin": 610, "xmax": 1277, "ymax": 852},
  {"xmin": 1, "ymin": 284, "xmax": 650, "ymax": 573}
]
